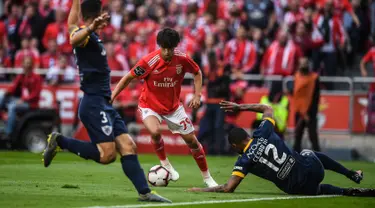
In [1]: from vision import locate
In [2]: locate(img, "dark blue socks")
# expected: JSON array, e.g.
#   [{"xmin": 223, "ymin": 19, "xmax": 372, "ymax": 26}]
[
  {"xmin": 319, "ymin": 184, "xmax": 344, "ymax": 195},
  {"xmin": 57, "ymin": 135, "xmax": 100, "ymax": 163},
  {"xmin": 314, "ymin": 152, "xmax": 351, "ymax": 177},
  {"xmin": 121, "ymin": 155, "xmax": 151, "ymax": 195}
]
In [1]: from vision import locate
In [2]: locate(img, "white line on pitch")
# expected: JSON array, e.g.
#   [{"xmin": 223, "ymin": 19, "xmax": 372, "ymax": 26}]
[{"xmin": 85, "ymin": 195, "xmax": 340, "ymax": 208}]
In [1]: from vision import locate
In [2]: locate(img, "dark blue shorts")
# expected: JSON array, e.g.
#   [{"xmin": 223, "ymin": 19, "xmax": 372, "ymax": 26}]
[
  {"xmin": 296, "ymin": 150, "xmax": 325, "ymax": 195},
  {"xmin": 78, "ymin": 95, "xmax": 127, "ymax": 144}
]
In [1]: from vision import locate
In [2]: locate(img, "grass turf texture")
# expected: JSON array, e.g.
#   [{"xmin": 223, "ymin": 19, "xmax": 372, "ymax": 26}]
[{"xmin": 0, "ymin": 151, "xmax": 374, "ymax": 208}]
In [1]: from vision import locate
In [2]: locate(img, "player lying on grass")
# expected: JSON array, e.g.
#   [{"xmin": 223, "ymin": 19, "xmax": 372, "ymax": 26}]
[
  {"xmin": 189, "ymin": 101, "xmax": 375, "ymax": 197},
  {"xmin": 111, "ymin": 28, "xmax": 218, "ymax": 187},
  {"xmin": 43, "ymin": 0, "xmax": 170, "ymax": 203}
]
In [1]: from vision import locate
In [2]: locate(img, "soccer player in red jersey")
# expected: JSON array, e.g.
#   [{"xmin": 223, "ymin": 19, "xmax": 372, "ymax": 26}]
[{"xmin": 112, "ymin": 28, "xmax": 218, "ymax": 187}]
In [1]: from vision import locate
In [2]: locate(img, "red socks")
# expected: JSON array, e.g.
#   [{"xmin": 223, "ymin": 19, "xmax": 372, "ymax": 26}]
[
  {"xmin": 151, "ymin": 139, "xmax": 167, "ymax": 161},
  {"xmin": 191, "ymin": 143, "xmax": 208, "ymax": 172}
]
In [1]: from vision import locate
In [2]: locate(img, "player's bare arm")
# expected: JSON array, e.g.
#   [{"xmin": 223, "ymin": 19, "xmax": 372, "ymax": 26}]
[
  {"xmin": 111, "ymin": 72, "xmax": 136, "ymax": 103},
  {"xmin": 68, "ymin": 0, "xmax": 109, "ymax": 47},
  {"xmin": 188, "ymin": 70, "xmax": 203, "ymax": 109},
  {"xmin": 220, "ymin": 101, "xmax": 274, "ymax": 119},
  {"xmin": 188, "ymin": 175, "xmax": 243, "ymax": 193}
]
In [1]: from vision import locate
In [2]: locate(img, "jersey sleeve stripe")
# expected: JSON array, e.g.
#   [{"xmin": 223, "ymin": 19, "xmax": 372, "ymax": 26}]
[
  {"xmin": 70, "ymin": 26, "xmax": 90, "ymax": 47},
  {"xmin": 243, "ymin": 138, "xmax": 254, "ymax": 153},
  {"xmin": 232, "ymin": 171, "xmax": 245, "ymax": 178},
  {"xmin": 264, "ymin": 117, "xmax": 276, "ymax": 126},
  {"xmin": 148, "ymin": 55, "xmax": 160, "ymax": 67}
]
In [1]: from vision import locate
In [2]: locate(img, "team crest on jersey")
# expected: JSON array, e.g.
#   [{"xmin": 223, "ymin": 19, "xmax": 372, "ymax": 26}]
[
  {"xmin": 176, "ymin": 64, "xmax": 183, "ymax": 74},
  {"xmin": 101, "ymin": 125, "xmax": 113, "ymax": 136}
]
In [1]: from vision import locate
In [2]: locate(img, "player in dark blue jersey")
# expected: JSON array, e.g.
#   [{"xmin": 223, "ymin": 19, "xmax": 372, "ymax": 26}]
[
  {"xmin": 189, "ymin": 101, "xmax": 375, "ymax": 197},
  {"xmin": 42, "ymin": 0, "xmax": 170, "ymax": 203}
]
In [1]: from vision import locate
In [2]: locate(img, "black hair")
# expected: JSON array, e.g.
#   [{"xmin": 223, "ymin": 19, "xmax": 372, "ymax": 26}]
[
  {"xmin": 156, "ymin": 28, "xmax": 180, "ymax": 49},
  {"xmin": 81, "ymin": 0, "xmax": 102, "ymax": 21},
  {"xmin": 228, "ymin": 127, "xmax": 249, "ymax": 145}
]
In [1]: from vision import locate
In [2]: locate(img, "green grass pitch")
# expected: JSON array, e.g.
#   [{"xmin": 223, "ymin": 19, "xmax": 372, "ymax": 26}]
[{"xmin": 0, "ymin": 151, "xmax": 374, "ymax": 208}]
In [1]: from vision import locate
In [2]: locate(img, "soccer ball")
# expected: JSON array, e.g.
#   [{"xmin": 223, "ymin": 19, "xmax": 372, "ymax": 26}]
[{"xmin": 147, "ymin": 165, "xmax": 171, "ymax": 187}]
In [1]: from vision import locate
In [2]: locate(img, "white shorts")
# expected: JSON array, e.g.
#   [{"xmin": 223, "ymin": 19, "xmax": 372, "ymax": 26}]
[{"xmin": 138, "ymin": 105, "xmax": 195, "ymax": 135}]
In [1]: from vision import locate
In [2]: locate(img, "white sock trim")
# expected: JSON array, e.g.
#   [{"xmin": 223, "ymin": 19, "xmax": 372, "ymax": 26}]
[{"xmin": 202, "ymin": 170, "xmax": 211, "ymax": 179}]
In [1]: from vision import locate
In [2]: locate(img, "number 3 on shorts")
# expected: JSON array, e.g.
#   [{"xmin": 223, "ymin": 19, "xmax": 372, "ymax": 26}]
[{"xmin": 100, "ymin": 111, "xmax": 108, "ymax": 123}]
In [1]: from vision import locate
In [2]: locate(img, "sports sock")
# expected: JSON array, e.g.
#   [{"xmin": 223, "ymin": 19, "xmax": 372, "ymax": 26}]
[
  {"xmin": 120, "ymin": 155, "xmax": 151, "ymax": 195},
  {"xmin": 151, "ymin": 139, "xmax": 167, "ymax": 162},
  {"xmin": 319, "ymin": 184, "xmax": 344, "ymax": 195},
  {"xmin": 191, "ymin": 143, "xmax": 209, "ymax": 178},
  {"xmin": 57, "ymin": 135, "xmax": 100, "ymax": 163},
  {"xmin": 314, "ymin": 152, "xmax": 351, "ymax": 177}
]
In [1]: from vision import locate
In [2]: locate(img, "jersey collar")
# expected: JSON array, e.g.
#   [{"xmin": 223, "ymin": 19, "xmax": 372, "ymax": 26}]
[{"xmin": 243, "ymin": 138, "xmax": 254, "ymax": 153}]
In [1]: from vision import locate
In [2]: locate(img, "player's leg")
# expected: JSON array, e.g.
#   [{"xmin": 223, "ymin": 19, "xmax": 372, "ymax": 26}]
[
  {"xmin": 113, "ymin": 113, "xmax": 171, "ymax": 203},
  {"xmin": 319, "ymin": 184, "xmax": 375, "ymax": 197},
  {"xmin": 43, "ymin": 97, "xmax": 117, "ymax": 167},
  {"xmin": 313, "ymin": 151, "xmax": 363, "ymax": 184},
  {"xmin": 307, "ymin": 116, "xmax": 320, "ymax": 151},
  {"xmin": 164, "ymin": 106, "xmax": 217, "ymax": 187},
  {"xmin": 293, "ymin": 113, "xmax": 306, "ymax": 153},
  {"xmin": 139, "ymin": 108, "xmax": 179, "ymax": 180}
]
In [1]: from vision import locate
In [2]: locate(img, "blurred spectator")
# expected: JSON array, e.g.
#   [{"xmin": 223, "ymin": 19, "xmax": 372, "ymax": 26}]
[
  {"xmin": 166, "ymin": 1, "xmax": 182, "ymax": 27},
  {"xmin": 0, "ymin": 45, "xmax": 12, "ymax": 68},
  {"xmin": 314, "ymin": 0, "xmax": 345, "ymax": 87},
  {"xmin": 315, "ymin": 0, "xmax": 360, "ymax": 27},
  {"xmin": 109, "ymin": 0, "xmax": 123, "ymax": 30},
  {"xmin": 176, "ymin": 26, "xmax": 198, "ymax": 57},
  {"xmin": 344, "ymin": 0, "xmax": 370, "ymax": 66},
  {"xmin": 0, "ymin": 56, "xmax": 42, "ymax": 139},
  {"xmin": 0, "ymin": 19, "xmax": 9, "ymax": 50},
  {"xmin": 40, "ymin": 39, "xmax": 59, "ymax": 69},
  {"xmin": 261, "ymin": 28, "xmax": 302, "ymax": 76},
  {"xmin": 14, "ymin": 37, "xmax": 40, "ymax": 68},
  {"xmin": 127, "ymin": 29, "xmax": 155, "ymax": 67},
  {"xmin": 18, "ymin": 3, "xmax": 44, "ymax": 41},
  {"xmin": 217, "ymin": 0, "xmax": 245, "ymax": 20},
  {"xmin": 184, "ymin": 13, "xmax": 206, "ymax": 46},
  {"xmin": 105, "ymin": 41, "xmax": 129, "ymax": 84},
  {"xmin": 46, "ymin": 55, "xmax": 75, "ymax": 85},
  {"xmin": 130, "ymin": 5, "xmax": 158, "ymax": 35},
  {"xmin": 42, "ymin": 8, "xmax": 71, "ymax": 54},
  {"xmin": 292, "ymin": 21, "xmax": 324, "ymax": 58},
  {"xmin": 251, "ymin": 27, "xmax": 267, "ymax": 75},
  {"xmin": 113, "ymin": 80, "xmax": 141, "ymax": 125},
  {"xmin": 198, "ymin": 51, "xmax": 230, "ymax": 155},
  {"xmin": 360, "ymin": 45, "xmax": 375, "ymax": 92},
  {"xmin": 245, "ymin": 0, "xmax": 276, "ymax": 36},
  {"xmin": 50, "ymin": 0, "xmax": 72, "ymax": 13},
  {"xmin": 200, "ymin": 34, "xmax": 222, "ymax": 71},
  {"xmin": 283, "ymin": 0, "xmax": 303, "ymax": 26},
  {"xmin": 293, "ymin": 56, "xmax": 320, "ymax": 152},
  {"xmin": 5, "ymin": 2, "xmax": 22, "ymax": 54},
  {"xmin": 255, "ymin": 82, "xmax": 289, "ymax": 140},
  {"xmin": 227, "ymin": 3, "xmax": 247, "ymax": 37},
  {"xmin": 214, "ymin": 19, "xmax": 232, "ymax": 51},
  {"xmin": 224, "ymin": 25, "xmax": 257, "ymax": 79}
]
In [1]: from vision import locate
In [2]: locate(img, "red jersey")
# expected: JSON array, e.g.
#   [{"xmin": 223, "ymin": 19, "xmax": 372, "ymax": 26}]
[
  {"xmin": 7, "ymin": 73, "xmax": 42, "ymax": 108},
  {"xmin": 130, "ymin": 49, "xmax": 200, "ymax": 115},
  {"xmin": 40, "ymin": 52, "xmax": 59, "ymax": 69}
]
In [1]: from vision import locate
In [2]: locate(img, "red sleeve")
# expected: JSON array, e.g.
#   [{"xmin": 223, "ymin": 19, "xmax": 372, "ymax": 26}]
[
  {"xmin": 182, "ymin": 55, "xmax": 200, "ymax": 74},
  {"xmin": 362, "ymin": 49, "xmax": 375, "ymax": 63},
  {"xmin": 342, "ymin": 0, "xmax": 353, "ymax": 14},
  {"xmin": 242, "ymin": 43, "xmax": 257, "ymax": 72},
  {"xmin": 42, "ymin": 25, "xmax": 52, "ymax": 49},
  {"xmin": 22, "ymin": 75, "xmax": 42, "ymax": 102},
  {"xmin": 7, "ymin": 75, "xmax": 22, "ymax": 95},
  {"xmin": 261, "ymin": 46, "xmax": 271, "ymax": 70},
  {"xmin": 130, "ymin": 59, "xmax": 152, "ymax": 79}
]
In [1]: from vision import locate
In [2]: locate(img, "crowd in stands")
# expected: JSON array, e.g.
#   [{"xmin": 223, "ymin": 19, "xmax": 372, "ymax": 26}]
[{"xmin": 0, "ymin": 0, "xmax": 373, "ymax": 87}]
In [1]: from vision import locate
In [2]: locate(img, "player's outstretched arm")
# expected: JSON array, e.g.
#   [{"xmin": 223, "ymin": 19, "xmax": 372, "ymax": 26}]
[
  {"xmin": 188, "ymin": 175, "xmax": 243, "ymax": 193},
  {"xmin": 68, "ymin": 0, "xmax": 110, "ymax": 47},
  {"xmin": 188, "ymin": 70, "xmax": 203, "ymax": 108},
  {"xmin": 220, "ymin": 101, "xmax": 274, "ymax": 119},
  {"xmin": 111, "ymin": 72, "xmax": 135, "ymax": 103}
]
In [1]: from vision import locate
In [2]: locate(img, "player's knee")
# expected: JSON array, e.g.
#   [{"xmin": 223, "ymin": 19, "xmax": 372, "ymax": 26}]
[
  {"xmin": 115, "ymin": 134, "xmax": 138, "ymax": 155},
  {"xmin": 182, "ymin": 133, "xmax": 199, "ymax": 148},
  {"xmin": 149, "ymin": 128, "xmax": 161, "ymax": 140},
  {"xmin": 99, "ymin": 150, "xmax": 117, "ymax": 164},
  {"xmin": 97, "ymin": 143, "xmax": 117, "ymax": 164}
]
